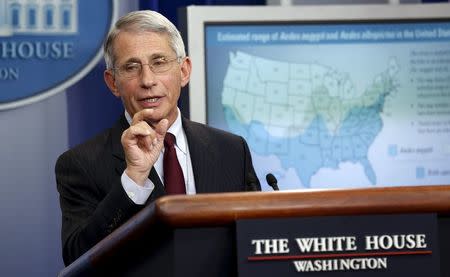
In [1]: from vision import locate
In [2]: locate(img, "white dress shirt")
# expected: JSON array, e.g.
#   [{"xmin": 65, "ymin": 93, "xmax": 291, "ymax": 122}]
[{"xmin": 121, "ymin": 108, "xmax": 196, "ymax": 204}]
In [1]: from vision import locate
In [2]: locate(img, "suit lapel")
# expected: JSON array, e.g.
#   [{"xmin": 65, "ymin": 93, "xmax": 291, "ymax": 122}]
[
  {"xmin": 111, "ymin": 115, "xmax": 166, "ymax": 200},
  {"xmin": 182, "ymin": 117, "xmax": 218, "ymax": 193},
  {"xmin": 147, "ymin": 167, "xmax": 165, "ymax": 201},
  {"xmin": 111, "ymin": 115, "xmax": 128, "ymax": 176}
]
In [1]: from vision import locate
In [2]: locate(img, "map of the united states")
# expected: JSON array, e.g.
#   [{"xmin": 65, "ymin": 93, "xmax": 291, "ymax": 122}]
[{"xmin": 222, "ymin": 51, "xmax": 399, "ymax": 187}]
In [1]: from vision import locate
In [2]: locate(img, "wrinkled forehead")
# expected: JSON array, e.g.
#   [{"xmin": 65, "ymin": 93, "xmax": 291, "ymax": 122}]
[{"xmin": 112, "ymin": 30, "xmax": 174, "ymax": 63}]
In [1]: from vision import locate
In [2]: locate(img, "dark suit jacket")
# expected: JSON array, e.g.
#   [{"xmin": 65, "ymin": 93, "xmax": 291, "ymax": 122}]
[{"xmin": 56, "ymin": 115, "xmax": 260, "ymax": 265}]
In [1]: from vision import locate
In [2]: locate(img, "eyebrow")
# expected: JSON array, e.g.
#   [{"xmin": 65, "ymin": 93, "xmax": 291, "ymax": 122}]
[
  {"xmin": 121, "ymin": 54, "xmax": 170, "ymax": 65},
  {"xmin": 121, "ymin": 57, "xmax": 141, "ymax": 65}
]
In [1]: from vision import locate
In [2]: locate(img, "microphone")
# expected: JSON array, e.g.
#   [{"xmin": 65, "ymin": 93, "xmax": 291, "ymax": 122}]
[
  {"xmin": 266, "ymin": 173, "xmax": 279, "ymax": 191},
  {"xmin": 246, "ymin": 172, "xmax": 259, "ymax": 191}
]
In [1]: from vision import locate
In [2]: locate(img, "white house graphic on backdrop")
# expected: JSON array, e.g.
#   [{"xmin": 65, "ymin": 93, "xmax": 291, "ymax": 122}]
[{"xmin": 0, "ymin": 0, "xmax": 78, "ymax": 36}]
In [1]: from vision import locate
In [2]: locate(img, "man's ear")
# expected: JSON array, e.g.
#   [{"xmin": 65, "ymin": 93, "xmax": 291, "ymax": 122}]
[
  {"xmin": 104, "ymin": 70, "xmax": 120, "ymax": 97},
  {"xmin": 180, "ymin": 57, "xmax": 192, "ymax": 88}
]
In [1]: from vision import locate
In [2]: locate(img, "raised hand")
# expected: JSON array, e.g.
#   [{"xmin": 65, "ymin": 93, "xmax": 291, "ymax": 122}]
[{"xmin": 121, "ymin": 109, "xmax": 169, "ymax": 186}]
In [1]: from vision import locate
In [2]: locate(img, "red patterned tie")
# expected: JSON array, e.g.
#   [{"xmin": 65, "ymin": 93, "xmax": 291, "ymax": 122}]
[{"xmin": 163, "ymin": 133, "xmax": 186, "ymax": 194}]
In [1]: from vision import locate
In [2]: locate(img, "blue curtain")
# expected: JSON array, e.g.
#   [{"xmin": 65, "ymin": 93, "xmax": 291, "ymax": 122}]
[{"xmin": 139, "ymin": 0, "xmax": 265, "ymax": 26}]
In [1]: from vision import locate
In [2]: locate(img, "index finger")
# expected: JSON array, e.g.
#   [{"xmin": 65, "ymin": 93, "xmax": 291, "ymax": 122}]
[{"xmin": 131, "ymin": 109, "xmax": 155, "ymax": 125}]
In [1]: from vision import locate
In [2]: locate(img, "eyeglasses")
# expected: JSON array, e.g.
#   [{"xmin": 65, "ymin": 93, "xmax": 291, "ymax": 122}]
[{"xmin": 113, "ymin": 57, "xmax": 181, "ymax": 79}]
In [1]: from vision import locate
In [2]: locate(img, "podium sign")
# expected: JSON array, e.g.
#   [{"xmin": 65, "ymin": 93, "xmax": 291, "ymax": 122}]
[{"xmin": 237, "ymin": 214, "xmax": 439, "ymax": 276}]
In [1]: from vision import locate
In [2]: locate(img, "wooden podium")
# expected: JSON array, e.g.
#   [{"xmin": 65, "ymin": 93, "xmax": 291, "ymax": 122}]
[{"xmin": 59, "ymin": 185, "xmax": 450, "ymax": 277}]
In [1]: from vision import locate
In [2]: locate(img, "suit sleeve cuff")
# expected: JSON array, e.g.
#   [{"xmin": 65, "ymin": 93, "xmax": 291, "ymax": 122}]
[{"xmin": 121, "ymin": 171, "xmax": 154, "ymax": 205}]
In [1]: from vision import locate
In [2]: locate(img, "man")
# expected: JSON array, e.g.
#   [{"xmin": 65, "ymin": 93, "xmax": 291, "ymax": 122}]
[{"xmin": 55, "ymin": 10, "xmax": 260, "ymax": 266}]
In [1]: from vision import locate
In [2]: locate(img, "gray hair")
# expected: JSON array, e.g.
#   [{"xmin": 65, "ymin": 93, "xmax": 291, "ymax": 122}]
[{"xmin": 103, "ymin": 10, "xmax": 186, "ymax": 69}]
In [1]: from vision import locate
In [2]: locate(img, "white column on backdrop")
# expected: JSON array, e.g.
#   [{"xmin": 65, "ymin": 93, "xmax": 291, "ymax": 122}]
[
  {"xmin": 280, "ymin": 0, "xmax": 293, "ymax": 5},
  {"xmin": 0, "ymin": 0, "xmax": 12, "ymax": 36}
]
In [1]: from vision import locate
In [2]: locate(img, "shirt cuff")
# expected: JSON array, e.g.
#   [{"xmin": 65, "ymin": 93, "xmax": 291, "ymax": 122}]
[{"xmin": 121, "ymin": 171, "xmax": 154, "ymax": 205}]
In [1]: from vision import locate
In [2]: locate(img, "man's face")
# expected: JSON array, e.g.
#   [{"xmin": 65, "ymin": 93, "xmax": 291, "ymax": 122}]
[{"xmin": 104, "ymin": 31, "xmax": 191, "ymax": 125}]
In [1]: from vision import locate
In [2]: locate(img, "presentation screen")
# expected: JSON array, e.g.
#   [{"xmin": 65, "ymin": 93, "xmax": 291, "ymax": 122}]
[{"xmin": 184, "ymin": 4, "xmax": 450, "ymax": 190}]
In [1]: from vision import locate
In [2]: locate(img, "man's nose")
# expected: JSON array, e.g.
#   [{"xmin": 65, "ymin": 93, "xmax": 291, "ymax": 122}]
[{"xmin": 140, "ymin": 64, "xmax": 157, "ymax": 88}]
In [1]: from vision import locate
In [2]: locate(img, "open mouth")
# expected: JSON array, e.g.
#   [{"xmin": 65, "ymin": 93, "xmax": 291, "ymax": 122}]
[{"xmin": 143, "ymin": 97, "xmax": 159, "ymax": 103}]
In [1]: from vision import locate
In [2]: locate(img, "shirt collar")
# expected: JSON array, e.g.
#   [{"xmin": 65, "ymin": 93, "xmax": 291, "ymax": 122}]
[
  {"xmin": 167, "ymin": 108, "xmax": 187, "ymax": 155},
  {"xmin": 124, "ymin": 109, "xmax": 187, "ymax": 155}
]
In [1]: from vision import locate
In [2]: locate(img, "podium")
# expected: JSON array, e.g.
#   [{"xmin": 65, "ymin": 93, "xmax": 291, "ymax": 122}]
[{"xmin": 59, "ymin": 185, "xmax": 450, "ymax": 277}]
